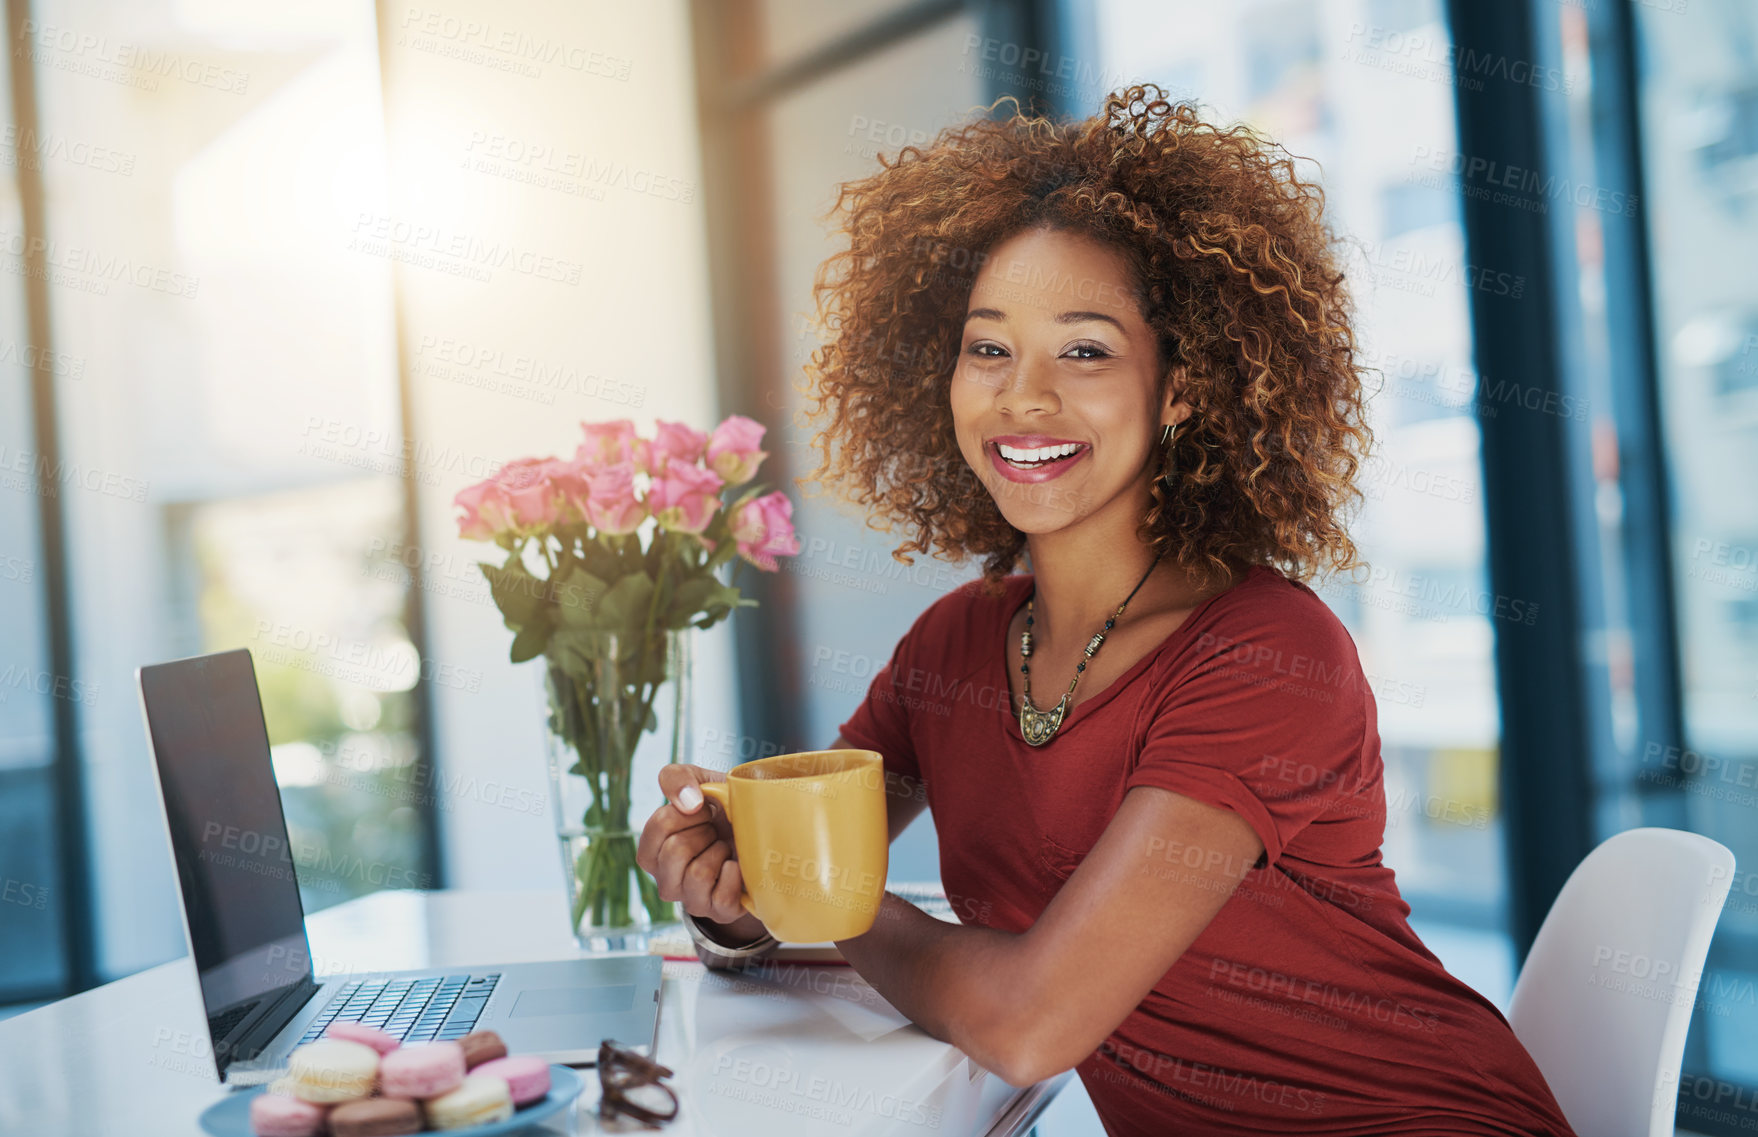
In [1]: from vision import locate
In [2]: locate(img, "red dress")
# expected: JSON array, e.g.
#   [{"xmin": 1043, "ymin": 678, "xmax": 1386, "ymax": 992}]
[{"xmin": 838, "ymin": 566, "xmax": 1577, "ymax": 1136}]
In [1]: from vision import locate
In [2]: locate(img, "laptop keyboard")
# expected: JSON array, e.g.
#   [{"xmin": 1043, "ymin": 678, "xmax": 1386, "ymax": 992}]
[
  {"xmin": 297, "ymin": 973, "xmax": 502, "ymax": 1046},
  {"xmin": 208, "ymin": 999, "xmax": 257, "ymax": 1042}
]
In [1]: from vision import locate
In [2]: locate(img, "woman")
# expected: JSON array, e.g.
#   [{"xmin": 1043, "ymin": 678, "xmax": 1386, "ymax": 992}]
[{"xmin": 636, "ymin": 85, "xmax": 1576, "ymax": 1136}]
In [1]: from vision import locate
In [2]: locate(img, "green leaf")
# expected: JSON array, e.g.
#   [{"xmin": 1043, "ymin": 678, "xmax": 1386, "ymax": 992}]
[
  {"xmin": 509, "ymin": 618, "xmax": 552, "ymax": 663},
  {"xmin": 552, "ymin": 565, "xmax": 610, "ymax": 627},
  {"xmin": 480, "ymin": 560, "xmax": 545, "ymax": 627},
  {"xmin": 664, "ymin": 577, "xmax": 718, "ymax": 629},
  {"xmin": 709, "ymin": 582, "xmax": 756, "ymax": 613},
  {"xmin": 638, "ymin": 638, "xmax": 674, "ymax": 688},
  {"xmin": 579, "ymin": 540, "xmax": 623, "ymax": 584},
  {"xmin": 547, "ymin": 625, "xmax": 613, "ymax": 674},
  {"xmin": 546, "ymin": 668, "xmax": 587, "ymax": 749},
  {"xmin": 593, "ymin": 571, "xmax": 655, "ymax": 636}
]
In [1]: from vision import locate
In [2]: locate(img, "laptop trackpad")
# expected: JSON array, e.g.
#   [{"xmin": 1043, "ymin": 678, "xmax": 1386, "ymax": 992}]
[{"xmin": 509, "ymin": 985, "xmax": 634, "ymax": 1017}]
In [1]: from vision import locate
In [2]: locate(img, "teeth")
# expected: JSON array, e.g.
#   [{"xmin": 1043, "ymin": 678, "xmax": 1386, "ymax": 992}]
[{"xmin": 996, "ymin": 442, "xmax": 1081, "ymax": 464}]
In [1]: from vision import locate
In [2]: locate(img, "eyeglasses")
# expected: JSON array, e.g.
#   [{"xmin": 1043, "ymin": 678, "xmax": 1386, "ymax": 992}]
[{"xmin": 597, "ymin": 1038, "xmax": 679, "ymax": 1128}]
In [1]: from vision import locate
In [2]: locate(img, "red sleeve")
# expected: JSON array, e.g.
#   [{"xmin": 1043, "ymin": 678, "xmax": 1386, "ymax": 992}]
[
  {"xmin": 1125, "ymin": 584, "xmax": 1372, "ymax": 866},
  {"xmin": 836, "ymin": 610, "xmax": 930, "ymax": 788}
]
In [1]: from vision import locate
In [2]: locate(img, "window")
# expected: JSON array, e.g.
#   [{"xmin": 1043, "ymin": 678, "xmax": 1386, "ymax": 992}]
[
  {"xmin": 173, "ymin": 484, "xmax": 432, "ymax": 912},
  {"xmin": 6, "ymin": 0, "xmax": 437, "ymax": 989},
  {"xmin": 1626, "ymin": 0, "xmax": 1758, "ymax": 1111},
  {"xmin": 0, "ymin": 11, "xmax": 64, "ymax": 1000}
]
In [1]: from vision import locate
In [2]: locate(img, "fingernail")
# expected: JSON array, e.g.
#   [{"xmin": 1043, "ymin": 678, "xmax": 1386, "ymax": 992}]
[{"xmin": 677, "ymin": 785, "xmax": 702, "ymax": 812}]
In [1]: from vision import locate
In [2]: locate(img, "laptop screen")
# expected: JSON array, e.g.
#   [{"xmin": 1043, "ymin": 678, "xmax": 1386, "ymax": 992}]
[{"xmin": 139, "ymin": 649, "xmax": 311, "ymax": 1061}]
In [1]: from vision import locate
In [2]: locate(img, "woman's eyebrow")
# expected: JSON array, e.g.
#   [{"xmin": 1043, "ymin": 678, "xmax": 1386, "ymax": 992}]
[
  {"xmin": 1054, "ymin": 309, "xmax": 1125, "ymax": 332},
  {"xmin": 963, "ymin": 309, "xmax": 1125, "ymax": 332}
]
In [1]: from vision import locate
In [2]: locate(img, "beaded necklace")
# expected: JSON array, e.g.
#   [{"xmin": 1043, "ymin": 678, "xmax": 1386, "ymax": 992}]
[{"xmin": 1017, "ymin": 550, "xmax": 1164, "ymax": 746}]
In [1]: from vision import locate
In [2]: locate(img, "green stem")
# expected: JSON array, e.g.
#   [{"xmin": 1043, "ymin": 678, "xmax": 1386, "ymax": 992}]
[
  {"xmin": 580, "ymin": 840, "xmax": 608, "ymax": 927},
  {"xmin": 592, "ymin": 836, "xmax": 613, "ymax": 927},
  {"xmin": 636, "ymin": 858, "xmax": 672, "ymax": 923},
  {"xmin": 612, "ymin": 839, "xmax": 630, "ymax": 926},
  {"xmin": 572, "ymin": 678, "xmax": 603, "ymax": 795},
  {"xmin": 558, "ymin": 618, "xmax": 683, "ymax": 932},
  {"xmin": 643, "ymin": 533, "xmax": 670, "ymax": 644}
]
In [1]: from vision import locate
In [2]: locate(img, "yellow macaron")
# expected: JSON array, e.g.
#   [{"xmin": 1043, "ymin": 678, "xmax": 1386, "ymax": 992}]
[
  {"xmin": 284, "ymin": 1037, "xmax": 380, "ymax": 1103},
  {"xmin": 423, "ymin": 1073, "xmax": 514, "ymax": 1130}
]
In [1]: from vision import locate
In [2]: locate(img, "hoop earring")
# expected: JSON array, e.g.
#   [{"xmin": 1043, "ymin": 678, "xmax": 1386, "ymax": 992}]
[{"xmin": 1157, "ymin": 422, "xmax": 1177, "ymax": 488}]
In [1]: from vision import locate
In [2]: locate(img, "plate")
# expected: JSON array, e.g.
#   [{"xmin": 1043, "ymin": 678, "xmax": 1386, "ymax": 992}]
[{"xmin": 198, "ymin": 1065, "xmax": 584, "ymax": 1137}]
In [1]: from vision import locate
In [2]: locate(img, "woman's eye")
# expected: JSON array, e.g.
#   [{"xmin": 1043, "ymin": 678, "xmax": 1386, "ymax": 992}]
[{"xmin": 963, "ymin": 342, "xmax": 1109, "ymax": 360}]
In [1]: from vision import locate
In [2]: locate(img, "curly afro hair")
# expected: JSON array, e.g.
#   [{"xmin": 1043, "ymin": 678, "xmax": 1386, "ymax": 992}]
[{"xmin": 795, "ymin": 84, "xmax": 1371, "ymax": 596}]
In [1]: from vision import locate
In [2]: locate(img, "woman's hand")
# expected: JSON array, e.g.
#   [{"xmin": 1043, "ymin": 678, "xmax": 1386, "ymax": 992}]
[{"xmin": 637, "ymin": 763, "xmax": 769, "ymax": 943}]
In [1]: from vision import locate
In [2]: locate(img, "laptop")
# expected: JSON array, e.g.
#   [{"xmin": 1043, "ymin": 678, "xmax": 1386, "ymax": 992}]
[{"xmin": 137, "ymin": 648, "xmax": 662, "ymax": 1084}]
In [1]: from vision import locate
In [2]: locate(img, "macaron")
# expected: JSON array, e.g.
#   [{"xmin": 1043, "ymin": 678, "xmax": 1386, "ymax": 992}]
[
  {"xmin": 423, "ymin": 1073, "xmax": 514, "ymax": 1131},
  {"xmin": 325, "ymin": 1020, "xmax": 401, "ymax": 1055},
  {"xmin": 470, "ymin": 1055, "xmax": 550, "ymax": 1106},
  {"xmin": 378, "ymin": 1040, "xmax": 466, "ymax": 1099},
  {"xmin": 285, "ymin": 1037, "xmax": 380, "ymax": 1103},
  {"xmin": 248, "ymin": 1091, "xmax": 327, "ymax": 1137},
  {"xmin": 456, "ymin": 1029, "xmax": 507, "ymax": 1070},
  {"xmin": 327, "ymin": 1096, "xmax": 422, "ymax": 1137}
]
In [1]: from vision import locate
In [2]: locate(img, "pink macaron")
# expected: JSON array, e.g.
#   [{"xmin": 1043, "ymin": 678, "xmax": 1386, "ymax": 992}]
[
  {"xmin": 249, "ymin": 1091, "xmax": 327, "ymax": 1137},
  {"xmin": 323, "ymin": 1020, "xmax": 401, "ymax": 1055},
  {"xmin": 469, "ymin": 1056, "xmax": 551, "ymax": 1106},
  {"xmin": 378, "ymin": 1040, "xmax": 466, "ymax": 1099}
]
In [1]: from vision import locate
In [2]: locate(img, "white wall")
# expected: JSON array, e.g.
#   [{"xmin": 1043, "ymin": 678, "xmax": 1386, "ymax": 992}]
[{"xmin": 377, "ymin": 0, "xmax": 737, "ymax": 891}]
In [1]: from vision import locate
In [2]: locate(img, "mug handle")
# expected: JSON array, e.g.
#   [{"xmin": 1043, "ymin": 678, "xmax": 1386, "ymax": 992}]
[{"xmin": 694, "ymin": 782, "xmax": 759, "ymax": 918}]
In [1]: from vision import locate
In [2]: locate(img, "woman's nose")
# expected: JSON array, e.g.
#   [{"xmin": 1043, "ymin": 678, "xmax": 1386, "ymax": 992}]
[{"xmin": 995, "ymin": 355, "xmax": 1059, "ymax": 416}]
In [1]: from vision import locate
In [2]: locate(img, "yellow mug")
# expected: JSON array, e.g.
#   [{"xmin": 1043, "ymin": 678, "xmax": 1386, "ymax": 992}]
[{"xmin": 697, "ymin": 749, "xmax": 889, "ymax": 943}]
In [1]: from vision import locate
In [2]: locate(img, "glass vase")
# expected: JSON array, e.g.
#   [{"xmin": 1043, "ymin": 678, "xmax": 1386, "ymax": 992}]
[{"xmin": 543, "ymin": 627, "xmax": 691, "ymax": 950}]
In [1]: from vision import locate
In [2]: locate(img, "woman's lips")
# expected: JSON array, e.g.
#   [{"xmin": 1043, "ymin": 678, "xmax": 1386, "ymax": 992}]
[{"xmin": 987, "ymin": 442, "xmax": 1088, "ymax": 483}]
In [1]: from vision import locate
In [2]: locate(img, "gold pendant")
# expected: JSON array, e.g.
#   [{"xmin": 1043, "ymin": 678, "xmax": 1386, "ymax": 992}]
[{"xmin": 1019, "ymin": 693, "xmax": 1069, "ymax": 747}]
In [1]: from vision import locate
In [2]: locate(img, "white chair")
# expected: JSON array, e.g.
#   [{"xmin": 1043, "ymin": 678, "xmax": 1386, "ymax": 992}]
[{"xmin": 1508, "ymin": 827, "xmax": 1735, "ymax": 1137}]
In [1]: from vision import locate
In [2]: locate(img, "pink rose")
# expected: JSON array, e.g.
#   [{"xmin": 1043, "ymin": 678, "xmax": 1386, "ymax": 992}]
[
  {"xmin": 730, "ymin": 491, "xmax": 801, "ymax": 571},
  {"xmin": 628, "ymin": 437, "xmax": 654, "ymax": 477},
  {"xmin": 648, "ymin": 458, "xmax": 723, "ymax": 534},
  {"xmin": 497, "ymin": 458, "xmax": 567, "ymax": 532},
  {"xmin": 706, "ymin": 415, "xmax": 768, "ymax": 487},
  {"xmin": 584, "ymin": 461, "xmax": 647, "ymax": 535},
  {"xmin": 455, "ymin": 458, "xmax": 570, "ymax": 540},
  {"xmin": 454, "ymin": 478, "xmax": 518, "ymax": 541},
  {"xmin": 543, "ymin": 462, "xmax": 587, "ymax": 526},
  {"xmin": 576, "ymin": 419, "xmax": 639, "ymax": 470},
  {"xmin": 651, "ymin": 420, "xmax": 708, "ymax": 469}
]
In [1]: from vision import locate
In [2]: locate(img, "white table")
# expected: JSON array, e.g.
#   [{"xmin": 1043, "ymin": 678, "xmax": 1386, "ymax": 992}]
[{"xmin": 0, "ymin": 889, "xmax": 1068, "ymax": 1136}]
